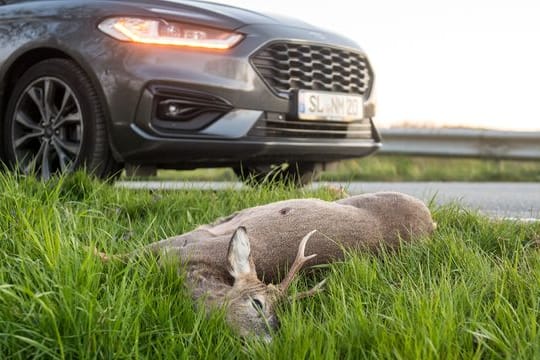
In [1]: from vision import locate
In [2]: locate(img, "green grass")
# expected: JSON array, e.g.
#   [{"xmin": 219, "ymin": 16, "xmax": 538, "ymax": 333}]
[
  {"xmin": 320, "ymin": 156, "xmax": 540, "ymax": 182},
  {"xmin": 153, "ymin": 156, "xmax": 540, "ymax": 182},
  {"xmin": 1, "ymin": 172, "xmax": 540, "ymax": 359}
]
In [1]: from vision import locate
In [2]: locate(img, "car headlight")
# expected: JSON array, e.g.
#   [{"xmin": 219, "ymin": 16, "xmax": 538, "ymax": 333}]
[{"xmin": 98, "ymin": 17, "xmax": 244, "ymax": 50}]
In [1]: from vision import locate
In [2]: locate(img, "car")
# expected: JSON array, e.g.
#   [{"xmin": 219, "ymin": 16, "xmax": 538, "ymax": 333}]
[{"xmin": 0, "ymin": 0, "xmax": 380, "ymax": 184}]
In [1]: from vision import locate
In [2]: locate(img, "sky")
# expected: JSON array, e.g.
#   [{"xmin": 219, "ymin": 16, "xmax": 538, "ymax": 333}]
[{"xmin": 217, "ymin": 0, "xmax": 540, "ymax": 131}]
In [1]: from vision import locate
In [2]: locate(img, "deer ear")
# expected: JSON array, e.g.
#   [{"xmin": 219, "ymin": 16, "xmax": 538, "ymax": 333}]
[{"xmin": 227, "ymin": 226, "xmax": 257, "ymax": 280}]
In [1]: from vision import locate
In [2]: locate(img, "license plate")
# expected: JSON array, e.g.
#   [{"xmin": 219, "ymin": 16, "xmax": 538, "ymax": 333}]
[{"xmin": 297, "ymin": 90, "xmax": 364, "ymax": 122}]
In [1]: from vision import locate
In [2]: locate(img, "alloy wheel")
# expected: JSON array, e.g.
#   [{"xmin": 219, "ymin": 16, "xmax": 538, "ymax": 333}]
[{"xmin": 10, "ymin": 77, "xmax": 84, "ymax": 178}]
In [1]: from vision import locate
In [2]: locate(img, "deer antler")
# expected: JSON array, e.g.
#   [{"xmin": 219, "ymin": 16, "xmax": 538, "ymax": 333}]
[
  {"xmin": 291, "ymin": 278, "xmax": 327, "ymax": 300},
  {"xmin": 278, "ymin": 230, "xmax": 319, "ymax": 294},
  {"xmin": 88, "ymin": 246, "xmax": 127, "ymax": 263},
  {"xmin": 93, "ymin": 247, "xmax": 112, "ymax": 262}
]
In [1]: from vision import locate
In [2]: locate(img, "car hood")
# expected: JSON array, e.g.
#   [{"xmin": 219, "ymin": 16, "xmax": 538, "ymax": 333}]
[
  {"xmin": 164, "ymin": 1, "xmax": 314, "ymax": 27},
  {"xmin": 0, "ymin": 0, "xmax": 362, "ymax": 50},
  {"xmin": 147, "ymin": 1, "xmax": 361, "ymax": 49},
  {"xmin": 3, "ymin": 0, "xmax": 322, "ymax": 31},
  {"xmin": 133, "ymin": 0, "xmax": 319, "ymax": 31}
]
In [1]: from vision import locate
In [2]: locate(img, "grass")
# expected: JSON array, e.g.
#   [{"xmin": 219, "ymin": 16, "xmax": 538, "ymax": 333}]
[
  {"xmin": 153, "ymin": 156, "xmax": 540, "ymax": 182},
  {"xmin": 0, "ymin": 172, "xmax": 540, "ymax": 359},
  {"xmin": 320, "ymin": 156, "xmax": 540, "ymax": 182}
]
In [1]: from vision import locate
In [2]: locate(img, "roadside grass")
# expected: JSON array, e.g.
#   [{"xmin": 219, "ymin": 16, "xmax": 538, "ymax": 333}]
[
  {"xmin": 320, "ymin": 156, "xmax": 540, "ymax": 182},
  {"xmin": 0, "ymin": 172, "xmax": 539, "ymax": 359},
  {"xmin": 153, "ymin": 156, "xmax": 540, "ymax": 182}
]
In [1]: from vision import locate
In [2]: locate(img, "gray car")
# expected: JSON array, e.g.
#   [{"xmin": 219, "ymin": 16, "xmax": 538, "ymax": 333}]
[{"xmin": 0, "ymin": 0, "xmax": 380, "ymax": 183}]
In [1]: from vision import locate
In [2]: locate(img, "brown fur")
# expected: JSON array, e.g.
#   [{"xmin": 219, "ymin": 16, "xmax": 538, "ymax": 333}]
[
  {"xmin": 146, "ymin": 192, "xmax": 435, "ymax": 282},
  {"xmin": 107, "ymin": 192, "xmax": 435, "ymax": 340}
]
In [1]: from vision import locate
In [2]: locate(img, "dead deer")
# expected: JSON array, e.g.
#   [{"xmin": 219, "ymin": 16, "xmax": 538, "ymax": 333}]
[{"xmin": 97, "ymin": 192, "xmax": 436, "ymax": 341}]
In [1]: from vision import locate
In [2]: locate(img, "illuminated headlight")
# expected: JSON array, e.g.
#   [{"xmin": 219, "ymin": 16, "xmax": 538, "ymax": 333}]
[{"xmin": 98, "ymin": 17, "xmax": 244, "ymax": 50}]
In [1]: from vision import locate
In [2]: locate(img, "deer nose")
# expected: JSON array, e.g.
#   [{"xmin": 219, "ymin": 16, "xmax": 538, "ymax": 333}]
[
  {"xmin": 263, "ymin": 334, "xmax": 273, "ymax": 343},
  {"xmin": 268, "ymin": 315, "xmax": 279, "ymax": 330}
]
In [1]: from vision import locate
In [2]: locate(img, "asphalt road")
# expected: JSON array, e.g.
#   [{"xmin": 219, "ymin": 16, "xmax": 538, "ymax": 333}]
[
  {"xmin": 116, "ymin": 181, "xmax": 540, "ymax": 221},
  {"xmin": 345, "ymin": 182, "xmax": 540, "ymax": 220}
]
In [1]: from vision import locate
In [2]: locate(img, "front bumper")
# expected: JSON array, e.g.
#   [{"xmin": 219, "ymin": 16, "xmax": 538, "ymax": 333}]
[
  {"xmin": 84, "ymin": 24, "xmax": 380, "ymax": 167},
  {"xmin": 118, "ymin": 122, "xmax": 381, "ymax": 169}
]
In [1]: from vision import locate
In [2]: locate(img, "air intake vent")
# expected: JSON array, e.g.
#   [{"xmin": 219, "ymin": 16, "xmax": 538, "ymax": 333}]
[
  {"xmin": 249, "ymin": 113, "xmax": 374, "ymax": 140},
  {"xmin": 252, "ymin": 42, "xmax": 372, "ymax": 97},
  {"xmin": 152, "ymin": 87, "xmax": 232, "ymax": 132}
]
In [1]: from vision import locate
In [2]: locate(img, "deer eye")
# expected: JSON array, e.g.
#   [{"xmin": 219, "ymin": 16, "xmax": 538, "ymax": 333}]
[{"xmin": 251, "ymin": 298, "xmax": 264, "ymax": 312}]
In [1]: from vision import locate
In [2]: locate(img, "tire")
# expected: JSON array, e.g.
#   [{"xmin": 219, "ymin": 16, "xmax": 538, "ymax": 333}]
[
  {"xmin": 233, "ymin": 162, "xmax": 321, "ymax": 187},
  {"xmin": 2, "ymin": 58, "xmax": 120, "ymax": 179}
]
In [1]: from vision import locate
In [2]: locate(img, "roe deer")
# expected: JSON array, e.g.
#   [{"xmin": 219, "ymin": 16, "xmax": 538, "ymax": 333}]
[{"xmin": 98, "ymin": 192, "xmax": 436, "ymax": 341}]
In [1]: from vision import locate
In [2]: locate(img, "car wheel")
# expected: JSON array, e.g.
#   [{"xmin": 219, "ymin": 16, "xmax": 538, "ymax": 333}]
[
  {"xmin": 233, "ymin": 162, "xmax": 321, "ymax": 187},
  {"xmin": 2, "ymin": 58, "xmax": 120, "ymax": 179}
]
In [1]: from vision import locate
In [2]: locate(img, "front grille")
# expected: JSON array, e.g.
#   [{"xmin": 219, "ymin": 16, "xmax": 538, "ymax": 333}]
[
  {"xmin": 251, "ymin": 42, "xmax": 372, "ymax": 97},
  {"xmin": 249, "ymin": 113, "xmax": 374, "ymax": 140}
]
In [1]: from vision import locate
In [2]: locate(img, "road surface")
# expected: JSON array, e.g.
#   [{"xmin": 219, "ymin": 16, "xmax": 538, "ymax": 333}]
[{"xmin": 116, "ymin": 181, "xmax": 540, "ymax": 221}]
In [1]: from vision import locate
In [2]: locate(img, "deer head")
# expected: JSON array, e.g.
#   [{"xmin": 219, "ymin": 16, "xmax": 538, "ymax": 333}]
[{"xmin": 223, "ymin": 227, "xmax": 325, "ymax": 341}]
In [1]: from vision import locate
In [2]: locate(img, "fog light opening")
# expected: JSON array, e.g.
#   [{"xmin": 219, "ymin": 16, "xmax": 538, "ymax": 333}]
[
  {"xmin": 150, "ymin": 89, "xmax": 233, "ymax": 131},
  {"xmin": 166, "ymin": 104, "xmax": 182, "ymax": 117},
  {"xmin": 158, "ymin": 100, "xmax": 200, "ymax": 121}
]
